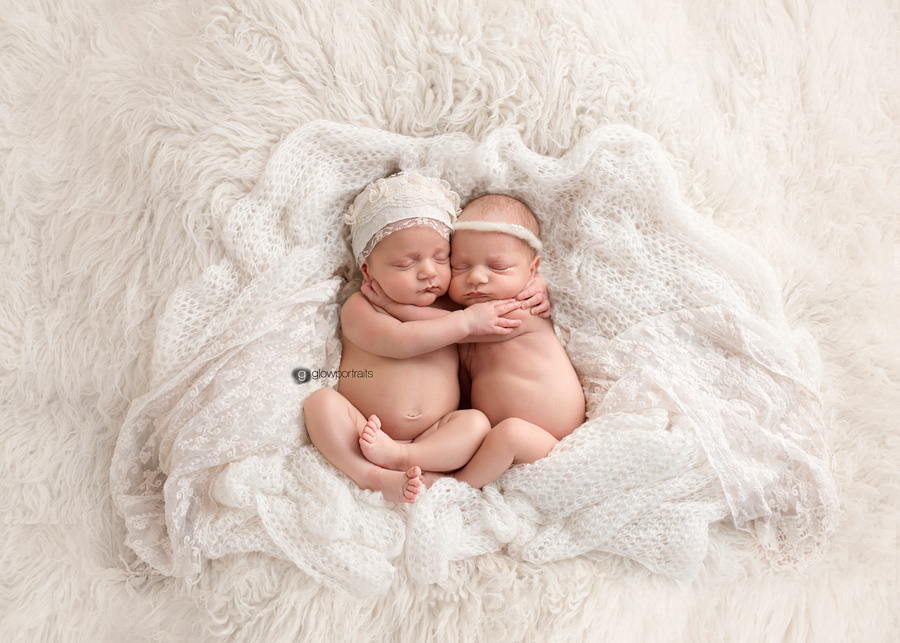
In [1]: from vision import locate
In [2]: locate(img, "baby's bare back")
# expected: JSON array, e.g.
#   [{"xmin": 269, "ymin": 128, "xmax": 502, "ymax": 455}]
[
  {"xmin": 461, "ymin": 313, "xmax": 585, "ymax": 439},
  {"xmin": 338, "ymin": 336, "xmax": 460, "ymax": 441}
]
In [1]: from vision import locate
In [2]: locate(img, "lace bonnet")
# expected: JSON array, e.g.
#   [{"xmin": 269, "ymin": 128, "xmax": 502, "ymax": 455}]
[{"xmin": 345, "ymin": 172, "xmax": 460, "ymax": 265}]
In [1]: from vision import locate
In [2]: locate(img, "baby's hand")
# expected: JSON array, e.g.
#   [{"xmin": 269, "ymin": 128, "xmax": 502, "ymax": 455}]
[
  {"xmin": 464, "ymin": 299, "xmax": 523, "ymax": 335},
  {"xmin": 516, "ymin": 274, "xmax": 552, "ymax": 318},
  {"xmin": 361, "ymin": 278, "xmax": 394, "ymax": 313}
]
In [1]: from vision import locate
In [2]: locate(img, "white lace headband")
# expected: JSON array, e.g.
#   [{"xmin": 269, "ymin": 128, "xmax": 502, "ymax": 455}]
[{"xmin": 452, "ymin": 221, "xmax": 543, "ymax": 253}]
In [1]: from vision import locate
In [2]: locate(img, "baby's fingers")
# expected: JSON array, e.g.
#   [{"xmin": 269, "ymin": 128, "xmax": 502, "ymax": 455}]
[
  {"xmin": 518, "ymin": 292, "xmax": 543, "ymax": 309},
  {"xmin": 491, "ymin": 317, "xmax": 521, "ymax": 333},
  {"xmin": 530, "ymin": 297, "xmax": 552, "ymax": 318},
  {"xmin": 493, "ymin": 299, "xmax": 523, "ymax": 316},
  {"xmin": 515, "ymin": 276, "xmax": 540, "ymax": 301}
]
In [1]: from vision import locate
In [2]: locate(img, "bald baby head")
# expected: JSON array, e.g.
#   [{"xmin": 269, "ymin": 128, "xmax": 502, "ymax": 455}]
[
  {"xmin": 457, "ymin": 195, "xmax": 541, "ymax": 256},
  {"xmin": 459, "ymin": 194, "xmax": 539, "ymax": 233}
]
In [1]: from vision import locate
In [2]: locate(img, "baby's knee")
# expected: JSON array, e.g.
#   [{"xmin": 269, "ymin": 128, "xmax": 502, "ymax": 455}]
[
  {"xmin": 303, "ymin": 387, "xmax": 351, "ymax": 428},
  {"xmin": 457, "ymin": 409, "xmax": 491, "ymax": 438},
  {"xmin": 303, "ymin": 387, "xmax": 335, "ymax": 416},
  {"xmin": 489, "ymin": 418, "xmax": 533, "ymax": 444},
  {"xmin": 489, "ymin": 418, "xmax": 557, "ymax": 465}
]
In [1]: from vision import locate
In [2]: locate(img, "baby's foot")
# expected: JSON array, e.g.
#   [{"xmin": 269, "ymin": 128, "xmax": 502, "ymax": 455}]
[
  {"xmin": 359, "ymin": 415, "xmax": 408, "ymax": 470},
  {"xmin": 367, "ymin": 465, "xmax": 423, "ymax": 504}
]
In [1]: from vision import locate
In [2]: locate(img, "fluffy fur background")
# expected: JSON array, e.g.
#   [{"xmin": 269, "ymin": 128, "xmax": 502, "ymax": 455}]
[{"xmin": 2, "ymin": 0, "xmax": 898, "ymax": 641}]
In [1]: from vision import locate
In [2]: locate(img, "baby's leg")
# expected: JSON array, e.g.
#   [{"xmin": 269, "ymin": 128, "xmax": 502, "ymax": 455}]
[
  {"xmin": 303, "ymin": 388, "xmax": 422, "ymax": 503},
  {"xmin": 359, "ymin": 409, "xmax": 491, "ymax": 473},
  {"xmin": 452, "ymin": 418, "xmax": 558, "ymax": 489}
]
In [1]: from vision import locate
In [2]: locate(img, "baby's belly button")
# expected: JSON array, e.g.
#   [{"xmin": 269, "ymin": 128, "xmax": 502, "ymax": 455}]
[{"xmin": 382, "ymin": 409, "xmax": 434, "ymax": 440}]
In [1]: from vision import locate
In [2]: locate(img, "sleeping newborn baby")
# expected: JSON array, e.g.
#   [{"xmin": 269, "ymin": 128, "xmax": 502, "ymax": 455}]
[
  {"xmin": 444, "ymin": 195, "xmax": 586, "ymax": 487},
  {"xmin": 304, "ymin": 173, "xmax": 532, "ymax": 504},
  {"xmin": 362, "ymin": 194, "xmax": 585, "ymax": 489}
]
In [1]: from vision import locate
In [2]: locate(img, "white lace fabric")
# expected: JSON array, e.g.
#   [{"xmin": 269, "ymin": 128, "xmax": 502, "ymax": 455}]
[{"xmin": 109, "ymin": 121, "xmax": 839, "ymax": 596}]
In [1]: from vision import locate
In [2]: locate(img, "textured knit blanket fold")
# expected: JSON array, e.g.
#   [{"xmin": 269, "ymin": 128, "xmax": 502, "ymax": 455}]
[{"xmin": 109, "ymin": 121, "xmax": 839, "ymax": 596}]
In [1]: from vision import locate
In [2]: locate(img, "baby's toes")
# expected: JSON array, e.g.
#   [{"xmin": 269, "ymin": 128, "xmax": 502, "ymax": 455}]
[
  {"xmin": 362, "ymin": 418, "xmax": 380, "ymax": 437},
  {"xmin": 404, "ymin": 483, "xmax": 421, "ymax": 501},
  {"xmin": 360, "ymin": 425, "xmax": 376, "ymax": 444},
  {"xmin": 405, "ymin": 467, "xmax": 422, "ymax": 500}
]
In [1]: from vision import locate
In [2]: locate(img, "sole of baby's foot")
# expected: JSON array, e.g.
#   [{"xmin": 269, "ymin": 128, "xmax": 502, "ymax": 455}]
[
  {"xmin": 367, "ymin": 465, "xmax": 422, "ymax": 504},
  {"xmin": 359, "ymin": 415, "xmax": 407, "ymax": 470}
]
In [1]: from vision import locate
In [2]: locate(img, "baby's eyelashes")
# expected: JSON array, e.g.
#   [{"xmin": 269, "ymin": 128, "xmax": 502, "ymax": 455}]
[
  {"xmin": 395, "ymin": 254, "xmax": 447, "ymax": 268},
  {"xmin": 451, "ymin": 262, "xmax": 510, "ymax": 272}
]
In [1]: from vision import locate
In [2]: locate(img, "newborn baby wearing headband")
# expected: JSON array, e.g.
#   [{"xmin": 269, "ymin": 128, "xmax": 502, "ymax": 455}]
[
  {"xmin": 363, "ymin": 194, "xmax": 585, "ymax": 489},
  {"xmin": 447, "ymin": 195, "xmax": 586, "ymax": 486},
  {"xmin": 304, "ymin": 173, "xmax": 544, "ymax": 503}
]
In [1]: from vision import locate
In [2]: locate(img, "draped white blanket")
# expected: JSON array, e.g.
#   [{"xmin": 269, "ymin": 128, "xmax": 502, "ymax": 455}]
[{"xmin": 110, "ymin": 121, "xmax": 838, "ymax": 597}]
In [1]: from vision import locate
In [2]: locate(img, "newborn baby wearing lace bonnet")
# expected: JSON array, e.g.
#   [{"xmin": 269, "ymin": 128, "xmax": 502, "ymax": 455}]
[{"xmin": 303, "ymin": 172, "xmax": 529, "ymax": 503}]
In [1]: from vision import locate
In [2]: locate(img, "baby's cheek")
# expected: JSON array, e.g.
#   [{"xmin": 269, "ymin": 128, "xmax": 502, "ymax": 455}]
[
  {"xmin": 501, "ymin": 274, "xmax": 530, "ymax": 298},
  {"xmin": 447, "ymin": 275, "xmax": 465, "ymax": 302}
]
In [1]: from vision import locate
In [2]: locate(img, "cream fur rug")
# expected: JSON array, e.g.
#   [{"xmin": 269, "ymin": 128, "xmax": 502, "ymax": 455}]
[{"xmin": 2, "ymin": 0, "xmax": 898, "ymax": 641}]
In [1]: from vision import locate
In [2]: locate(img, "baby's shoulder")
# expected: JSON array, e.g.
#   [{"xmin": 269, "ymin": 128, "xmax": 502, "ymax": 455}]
[
  {"xmin": 341, "ymin": 289, "xmax": 366, "ymax": 311},
  {"xmin": 340, "ymin": 290, "xmax": 377, "ymax": 321}
]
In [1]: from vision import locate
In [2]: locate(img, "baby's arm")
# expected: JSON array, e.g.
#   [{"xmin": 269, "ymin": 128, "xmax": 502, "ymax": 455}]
[
  {"xmin": 361, "ymin": 280, "xmax": 452, "ymax": 321},
  {"xmin": 341, "ymin": 292, "xmax": 522, "ymax": 359},
  {"xmin": 362, "ymin": 275, "xmax": 551, "ymax": 322},
  {"xmin": 458, "ymin": 307, "xmax": 536, "ymax": 343},
  {"xmin": 360, "ymin": 280, "xmax": 537, "ymax": 344}
]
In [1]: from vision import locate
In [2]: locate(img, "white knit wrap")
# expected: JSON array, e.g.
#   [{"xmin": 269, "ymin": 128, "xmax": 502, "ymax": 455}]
[
  {"xmin": 110, "ymin": 121, "xmax": 839, "ymax": 597},
  {"xmin": 345, "ymin": 172, "xmax": 460, "ymax": 265}
]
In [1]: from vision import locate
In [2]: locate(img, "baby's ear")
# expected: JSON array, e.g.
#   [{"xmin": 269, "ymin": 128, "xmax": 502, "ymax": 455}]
[
  {"xmin": 529, "ymin": 255, "xmax": 540, "ymax": 277},
  {"xmin": 360, "ymin": 262, "xmax": 371, "ymax": 282}
]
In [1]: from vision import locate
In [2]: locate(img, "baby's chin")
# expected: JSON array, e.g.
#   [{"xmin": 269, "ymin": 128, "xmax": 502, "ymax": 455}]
[
  {"xmin": 398, "ymin": 290, "xmax": 444, "ymax": 306},
  {"xmin": 450, "ymin": 290, "xmax": 519, "ymax": 306}
]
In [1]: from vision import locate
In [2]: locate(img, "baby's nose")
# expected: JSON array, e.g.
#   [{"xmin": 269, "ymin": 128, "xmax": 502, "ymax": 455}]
[
  {"xmin": 468, "ymin": 266, "xmax": 489, "ymax": 283},
  {"xmin": 418, "ymin": 260, "xmax": 438, "ymax": 277}
]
